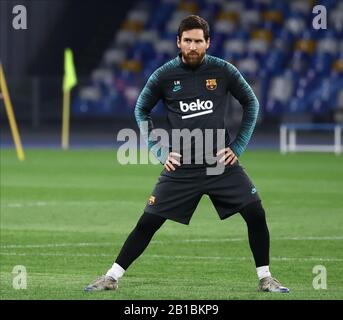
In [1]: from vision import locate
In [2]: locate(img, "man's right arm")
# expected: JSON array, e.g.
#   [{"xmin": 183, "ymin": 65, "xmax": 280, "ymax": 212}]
[{"xmin": 134, "ymin": 71, "xmax": 169, "ymax": 164}]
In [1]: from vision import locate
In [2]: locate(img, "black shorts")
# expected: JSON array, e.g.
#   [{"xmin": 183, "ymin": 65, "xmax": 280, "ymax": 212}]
[{"xmin": 144, "ymin": 163, "xmax": 261, "ymax": 225}]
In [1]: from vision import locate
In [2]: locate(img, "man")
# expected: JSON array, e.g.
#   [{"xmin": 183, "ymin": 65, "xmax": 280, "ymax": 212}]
[{"xmin": 85, "ymin": 15, "xmax": 289, "ymax": 293}]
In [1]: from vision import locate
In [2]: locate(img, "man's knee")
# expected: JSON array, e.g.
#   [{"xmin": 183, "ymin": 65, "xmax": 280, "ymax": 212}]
[
  {"xmin": 135, "ymin": 212, "xmax": 166, "ymax": 232},
  {"xmin": 240, "ymin": 201, "xmax": 266, "ymax": 225}
]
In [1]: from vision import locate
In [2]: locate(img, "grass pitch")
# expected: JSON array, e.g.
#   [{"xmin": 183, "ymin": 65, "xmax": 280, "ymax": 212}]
[{"xmin": 0, "ymin": 149, "xmax": 342, "ymax": 300}]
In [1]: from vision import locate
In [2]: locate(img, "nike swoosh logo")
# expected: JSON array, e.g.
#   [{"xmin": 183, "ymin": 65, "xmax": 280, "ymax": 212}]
[{"xmin": 173, "ymin": 86, "xmax": 181, "ymax": 92}]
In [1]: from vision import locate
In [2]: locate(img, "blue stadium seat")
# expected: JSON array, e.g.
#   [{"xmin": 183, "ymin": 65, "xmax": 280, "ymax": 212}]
[
  {"xmin": 73, "ymin": 0, "xmax": 343, "ymax": 121},
  {"xmin": 311, "ymin": 52, "xmax": 333, "ymax": 76}
]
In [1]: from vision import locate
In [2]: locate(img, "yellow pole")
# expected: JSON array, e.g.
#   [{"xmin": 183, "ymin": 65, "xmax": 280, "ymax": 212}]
[
  {"xmin": 61, "ymin": 89, "xmax": 70, "ymax": 150},
  {"xmin": 61, "ymin": 48, "xmax": 77, "ymax": 150},
  {"xmin": 0, "ymin": 63, "xmax": 25, "ymax": 161}
]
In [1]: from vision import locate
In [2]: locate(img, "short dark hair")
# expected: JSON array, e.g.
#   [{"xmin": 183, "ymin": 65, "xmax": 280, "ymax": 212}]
[{"xmin": 177, "ymin": 15, "xmax": 210, "ymax": 41}]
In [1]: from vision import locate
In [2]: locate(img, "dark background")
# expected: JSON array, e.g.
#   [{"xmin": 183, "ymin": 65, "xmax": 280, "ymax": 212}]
[{"xmin": 1, "ymin": 0, "xmax": 342, "ymax": 148}]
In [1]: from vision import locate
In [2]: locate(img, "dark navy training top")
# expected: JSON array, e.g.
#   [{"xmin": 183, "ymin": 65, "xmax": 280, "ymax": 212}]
[{"xmin": 134, "ymin": 53, "xmax": 259, "ymax": 167}]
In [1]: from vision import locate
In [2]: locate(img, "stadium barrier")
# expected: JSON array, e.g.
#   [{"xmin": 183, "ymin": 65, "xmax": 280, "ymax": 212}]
[{"xmin": 280, "ymin": 123, "xmax": 343, "ymax": 155}]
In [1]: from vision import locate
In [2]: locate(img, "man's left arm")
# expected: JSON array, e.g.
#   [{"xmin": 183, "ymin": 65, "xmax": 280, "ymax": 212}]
[{"xmin": 225, "ymin": 64, "xmax": 260, "ymax": 157}]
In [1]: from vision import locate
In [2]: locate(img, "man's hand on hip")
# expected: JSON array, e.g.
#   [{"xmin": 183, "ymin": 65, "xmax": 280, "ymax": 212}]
[
  {"xmin": 216, "ymin": 147, "xmax": 238, "ymax": 166},
  {"xmin": 164, "ymin": 152, "xmax": 182, "ymax": 171}
]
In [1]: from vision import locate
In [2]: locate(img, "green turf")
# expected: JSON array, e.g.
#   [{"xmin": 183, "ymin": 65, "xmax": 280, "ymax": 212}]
[{"xmin": 1, "ymin": 149, "xmax": 342, "ymax": 300}]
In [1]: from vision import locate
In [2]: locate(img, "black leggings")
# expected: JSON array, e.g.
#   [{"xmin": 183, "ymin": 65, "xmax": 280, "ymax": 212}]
[
  {"xmin": 240, "ymin": 201, "xmax": 270, "ymax": 267},
  {"xmin": 116, "ymin": 201, "xmax": 269, "ymax": 270},
  {"xmin": 115, "ymin": 212, "xmax": 166, "ymax": 270}
]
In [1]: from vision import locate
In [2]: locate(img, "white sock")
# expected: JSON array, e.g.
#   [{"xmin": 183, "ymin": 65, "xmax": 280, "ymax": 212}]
[
  {"xmin": 256, "ymin": 265, "xmax": 271, "ymax": 280},
  {"xmin": 106, "ymin": 262, "xmax": 125, "ymax": 281}
]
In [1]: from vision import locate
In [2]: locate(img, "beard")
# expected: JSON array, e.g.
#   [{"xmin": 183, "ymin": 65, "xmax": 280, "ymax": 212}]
[{"xmin": 182, "ymin": 50, "xmax": 206, "ymax": 67}]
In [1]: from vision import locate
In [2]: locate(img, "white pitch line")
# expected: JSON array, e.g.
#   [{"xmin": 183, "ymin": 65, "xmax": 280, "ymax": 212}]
[
  {"xmin": 1, "ymin": 236, "xmax": 342, "ymax": 249},
  {"xmin": 1, "ymin": 200, "xmax": 136, "ymax": 208},
  {"xmin": 149, "ymin": 255, "xmax": 343, "ymax": 262},
  {"xmin": 153, "ymin": 236, "xmax": 343, "ymax": 243},
  {"xmin": 5, "ymin": 203, "xmax": 23, "ymax": 208},
  {"xmin": 0, "ymin": 252, "xmax": 113, "ymax": 257},
  {"xmin": 278, "ymin": 236, "xmax": 343, "ymax": 241},
  {"xmin": 0, "ymin": 252, "xmax": 342, "ymax": 262},
  {"xmin": 0, "ymin": 242, "xmax": 116, "ymax": 249},
  {"xmin": 3, "ymin": 202, "xmax": 51, "ymax": 208}
]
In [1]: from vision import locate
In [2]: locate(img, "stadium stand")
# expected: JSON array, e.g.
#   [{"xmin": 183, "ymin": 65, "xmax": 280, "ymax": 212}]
[{"xmin": 72, "ymin": 0, "xmax": 343, "ymax": 125}]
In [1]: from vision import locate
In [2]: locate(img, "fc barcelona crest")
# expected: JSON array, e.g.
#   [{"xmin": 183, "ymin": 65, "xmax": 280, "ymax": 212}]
[
  {"xmin": 148, "ymin": 195, "xmax": 155, "ymax": 206},
  {"xmin": 206, "ymin": 79, "xmax": 217, "ymax": 90}
]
